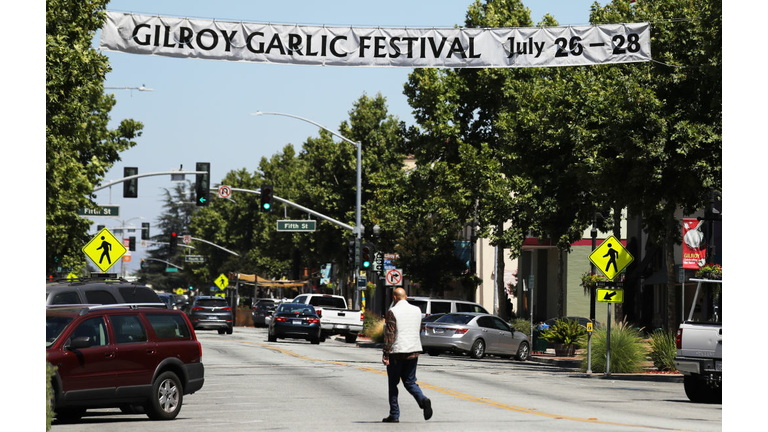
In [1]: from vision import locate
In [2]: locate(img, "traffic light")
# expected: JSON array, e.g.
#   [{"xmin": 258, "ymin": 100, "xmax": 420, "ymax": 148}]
[
  {"xmin": 260, "ymin": 185, "xmax": 273, "ymax": 212},
  {"xmin": 123, "ymin": 167, "xmax": 138, "ymax": 198},
  {"xmin": 196, "ymin": 162, "xmax": 210, "ymax": 206},
  {"xmin": 141, "ymin": 222, "xmax": 150, "ymax": 240},
  {"xmin": 129, "ymin": 236, "xmax": 136, "ymax": 251},
  {"xmin": 347, "ymin": 239, "xmax": 355, "ymax": 266},
  {"xmin": 169, "ymin": 231, "xmax": 178, "ymax": 254},
  {"xmin": 140, "ymin": 259, "xmax": 146, "ymax": 269},
  {"xmin": 360, "ymin": 243, "xmax": 374, "ymax": 269}
]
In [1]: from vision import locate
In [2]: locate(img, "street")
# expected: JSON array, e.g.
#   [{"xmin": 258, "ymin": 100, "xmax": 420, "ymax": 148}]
[{"xmin": 50, "ymin": 326, "xmax": 722, "ymax": 432}]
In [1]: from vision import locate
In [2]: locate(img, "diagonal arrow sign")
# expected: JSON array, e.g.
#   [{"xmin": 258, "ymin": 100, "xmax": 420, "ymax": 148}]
[{"xmin": 603, "ymin": 291, "xmax": 617, "ymax": 301}]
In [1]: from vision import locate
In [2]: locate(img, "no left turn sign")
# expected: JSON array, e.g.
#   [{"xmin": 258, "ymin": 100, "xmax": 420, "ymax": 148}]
[
  {"xmin": 218, "ymin": 185, "xmax": 232, "ymax": 199},
  {"xmin": 385, "ymin": 269, "xmax": 403, "ymax": 286}
]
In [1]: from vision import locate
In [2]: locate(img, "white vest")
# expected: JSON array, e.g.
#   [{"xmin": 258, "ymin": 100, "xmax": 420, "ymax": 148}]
[{"xmin": 389, "ymin": 300, "xmax": 423, "ymax": 354}]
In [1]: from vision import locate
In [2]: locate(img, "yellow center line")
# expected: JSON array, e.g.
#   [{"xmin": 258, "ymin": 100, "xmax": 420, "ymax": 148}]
[{"xmin": 241, "ymin": 341, "xmax": 689, "ymax": 431}]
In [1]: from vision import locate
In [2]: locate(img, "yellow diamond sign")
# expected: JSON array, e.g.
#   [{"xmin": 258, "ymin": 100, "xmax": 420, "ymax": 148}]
[
  {"xmin": 82, "ymin": 228, "xmax": 128, "ymax": 272},
  {"xmin": 214, "ymin": 273, "xmax": 229, "ymax": 290},
  {"xmin": 589, "ymin": 235, "xmax": 634, "ymax": 280}
]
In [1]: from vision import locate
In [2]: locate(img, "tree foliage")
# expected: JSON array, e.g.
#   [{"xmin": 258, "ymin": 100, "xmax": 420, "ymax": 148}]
[{"xmin": 46, "ymin": 0, "xmax": 143, "ymax": 275}]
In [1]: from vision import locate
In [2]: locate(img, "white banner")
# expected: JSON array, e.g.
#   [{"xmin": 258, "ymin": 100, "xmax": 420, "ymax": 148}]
[{"xmin": 100, "ymin": 12, "xmax": 651, "ymax": 68}]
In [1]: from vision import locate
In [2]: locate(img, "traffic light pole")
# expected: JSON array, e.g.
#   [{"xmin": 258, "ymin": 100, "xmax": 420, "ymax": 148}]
[{"xmin": 93, "ymin": 170, "xmax": 210, "ymax": 193}]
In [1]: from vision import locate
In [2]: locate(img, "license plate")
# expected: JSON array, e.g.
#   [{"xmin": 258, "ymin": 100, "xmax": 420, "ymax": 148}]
[
  {"xmin": 434, "ymin": 328, "xmax": 445, "ymax": 334},
  {"xmin": 715, "ymin": 361, "xmax": 722, "ymax": 371},
  {"xmin": 293, "ymin": 320, "xmax": 302, "ymax": 325},
  {"xmin": 336, "ymin": 325, "xmax": 348, "ymax": 330},
  {"xmin": 209, "ymin": 316, "xmax": 218, "ymax": 320}
]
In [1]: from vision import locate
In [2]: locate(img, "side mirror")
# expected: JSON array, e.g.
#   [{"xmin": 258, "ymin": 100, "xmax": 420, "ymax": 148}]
[{"xmin": 67, "ymin": 336, "xmax": 93, "ymax": 350}]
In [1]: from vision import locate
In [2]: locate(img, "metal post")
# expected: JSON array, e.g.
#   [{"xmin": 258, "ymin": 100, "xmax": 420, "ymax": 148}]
[{"xmin": 605, "ymin": 303, "xmax": 612, "ymax": 377}]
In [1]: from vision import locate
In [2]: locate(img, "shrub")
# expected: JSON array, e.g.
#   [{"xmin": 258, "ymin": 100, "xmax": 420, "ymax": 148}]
[
  {"xmin": 580, "ymin": 320, "xmax": 646, "ymax": 373},
  {"xmin": 47, "ymin": 361, "xmax": 56, "ymax": 430},
  {"xmin": 510, "ymin": 319, "xmax": 533, "ymax": 338},
  {"xmin": 363, "ymin": 313, "xmax": 385, "ymax": 343},
  {"xmin": 648, "ymin": 329, "xmax": 677, "ymax": 372},
  {"xmin": 541, "ymin": 318, "xmax": 587, "ymax": 346}
]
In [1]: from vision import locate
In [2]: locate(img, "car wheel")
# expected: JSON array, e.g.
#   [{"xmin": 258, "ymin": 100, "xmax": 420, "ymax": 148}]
[
  {"xmin": 427, "ymin": 349, "xmax": 441, "ymax": 356},
  {"xmin": 227, "ymin": 325, "xmax": 233, "ymax": 335},
  {"xmin": 470, "ymin": 339, "xmax": 486, "ymax": 359},
  {"xmin": 268, "ymin": 331, "xmax": 277, "ymax": 342},
  {"xmin": 345, "ymin": 333, "xmax": 357, "ymax": 343},
  {"xmin": 515, "ymin": 341, "xmax": 530, "ymax": 361},
  {"xmin": 218, "ymin": 329, "xmax": 225, "ymax": 335},
  {"xmin": 310, "ymin": 336, "xmax": 320, "ymax": 344},
  {"xmin": 145, "ymin": 371, "xmax": 183, "ymax": 420}
]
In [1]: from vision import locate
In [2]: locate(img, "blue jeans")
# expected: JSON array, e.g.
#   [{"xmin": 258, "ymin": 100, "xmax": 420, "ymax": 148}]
[{"xmin": 387, "ymin": 357, "xmax": 427, "ymax": 419}]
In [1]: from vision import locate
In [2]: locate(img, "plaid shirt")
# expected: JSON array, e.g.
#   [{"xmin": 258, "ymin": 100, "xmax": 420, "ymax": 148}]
[{"xmin": 382, "ymin": 309, "xmax": 419, "ymax": 361}]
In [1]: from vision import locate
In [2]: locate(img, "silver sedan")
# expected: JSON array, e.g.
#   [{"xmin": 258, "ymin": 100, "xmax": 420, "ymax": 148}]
[{"xmin": 420, "ymin": 313, "xmax": 530, "ymax": 361}]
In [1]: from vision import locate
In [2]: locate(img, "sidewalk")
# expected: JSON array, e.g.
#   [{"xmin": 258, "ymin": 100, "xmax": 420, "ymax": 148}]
[{"xmin": 352, "ymin": 336, "xmax": 683, "ymax": 383}]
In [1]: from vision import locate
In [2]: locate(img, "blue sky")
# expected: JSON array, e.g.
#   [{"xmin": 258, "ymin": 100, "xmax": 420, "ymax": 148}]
[{"xmin": 82, "ymin": 0, "xmax": 601, "ymax": 274}]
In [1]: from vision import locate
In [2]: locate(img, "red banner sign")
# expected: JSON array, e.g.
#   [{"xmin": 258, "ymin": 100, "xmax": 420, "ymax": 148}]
[{"xmin": 682, "ymin": 218, "xmax": 706, "ymax": 270}]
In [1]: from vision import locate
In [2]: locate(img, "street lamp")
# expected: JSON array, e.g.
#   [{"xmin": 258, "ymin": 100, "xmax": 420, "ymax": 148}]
[
  {"xmin": 105, "ymin": 84, "xmax": 154, "ymax": 96},
  {"xmin": 251, "ymin": 111, "xmax": 362, "ymax": 240}
]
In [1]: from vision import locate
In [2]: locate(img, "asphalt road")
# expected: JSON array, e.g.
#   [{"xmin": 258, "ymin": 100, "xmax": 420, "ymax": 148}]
[{"xmin": 50, "ymin": 326, "xmax": 723, "ymax": 432}]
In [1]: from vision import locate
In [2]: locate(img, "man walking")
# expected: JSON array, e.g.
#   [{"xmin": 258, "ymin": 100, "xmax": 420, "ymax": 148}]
[{"xmin": 382, "ymin": 288, "xmax": 433, "ymax": 423}]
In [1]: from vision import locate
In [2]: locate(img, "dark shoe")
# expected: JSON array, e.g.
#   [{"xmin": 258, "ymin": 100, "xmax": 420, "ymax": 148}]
[
  {"xmin": 422, "ymin": 398, "xmax": 433, "ymax": 420},
  {"xmin": 382, "ymin": 416, "xmax": 399, "ymax": 423}
]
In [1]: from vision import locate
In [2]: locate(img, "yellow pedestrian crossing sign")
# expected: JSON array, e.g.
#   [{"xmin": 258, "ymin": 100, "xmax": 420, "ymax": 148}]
[
  {"xmin": 214, "ymin": 274, "xmax": 229, "ymax": 290},
  {"xmin": 82, "ymin": 228, "xmax": 127, "ymax": 272},
  {"xmin": 589, "ymin": 235, "xmax": 634, "ymax": 280}
]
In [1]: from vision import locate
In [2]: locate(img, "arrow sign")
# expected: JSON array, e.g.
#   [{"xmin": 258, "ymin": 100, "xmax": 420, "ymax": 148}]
[
  {"xmin": 596, "ymin": 288, "xmax": 624, "ymax": 303},
  {"xmin": 198, "ymin": 196, "xmax": 207, "ymax": 204}
]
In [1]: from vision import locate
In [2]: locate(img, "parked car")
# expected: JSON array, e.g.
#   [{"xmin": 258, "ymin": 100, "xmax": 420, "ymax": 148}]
[
  {"xmin": 291, "ymin": 294, "xmax": 363, "ymax": 343},
  {"xmin": 46, "ymin": 278, "xmax": 162, "ymax": 306},
  {"xmin": 186, "ymin": 296, "xmax": 233, "ymax": 334},
  {"xmin": 251, "ymin": 298, "xmax": 280, "ymax": 327},
  {"xmin": 421, "ymin": 313, "xmax": 530, "ymax": 361},
  {"xmin": 268, "ymin": 303, "xmax": 322, "ymax": 344},
  {"xmin": 46, "ymin": 303, "xmax": 204, "ymax": 422},
  {"xmin": 406, "ymin": 297, "xmax": 489, "ymax": 318},
  {"xmin": 158, "ymin": 293, "xmax": 178, "ymax": 310},
  {"xmin": 420, "ymin": 313, "xmax": 447, "ymax": 332}
]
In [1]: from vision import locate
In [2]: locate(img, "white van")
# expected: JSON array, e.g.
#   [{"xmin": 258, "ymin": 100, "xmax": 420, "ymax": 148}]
[{"xmin": 406, "ymin": 296, "xmax": 488, "ymax": 318}]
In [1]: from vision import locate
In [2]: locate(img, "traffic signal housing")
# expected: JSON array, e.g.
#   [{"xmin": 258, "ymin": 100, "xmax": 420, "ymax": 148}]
[
  {"xmin": 129, "ymin": 236, "xmax": 136, "ymax": 251},
  {"xmin": 360, "ymin": 243, "xmax": 374, "ymax": 269},
  {"xmin": 347, "ymin": 239, "xmax": 355, "ymax": 267},
  {"xmin": 141, "ymin": 222, "xmax": 150, "ymax": 240},
  {"xmin": 196, "ymin": 162, "xmax": 210, "ymax": 206},
  {"xmin": 260, "ymin": 185, "xmax": 273, "ymax": 212},
  {"xmin": 169, "ymin": 231, "xmax": 178, "ymax": 254},
  {"xmin": 123, "ymin": 167, "xmax": 138, "ymax": 198}
]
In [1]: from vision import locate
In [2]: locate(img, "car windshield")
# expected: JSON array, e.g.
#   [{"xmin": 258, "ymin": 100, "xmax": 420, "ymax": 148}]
[
  {"xmin": 435, "ymin": 314, "xmax": 474, "ymax": 325},
  {"xmin": 197, "ymin": 298, "xmax": 228, "ymax": 307},
  {"xmin": 277, "ymin": 303, "xmax": 315, "ymax": 315},
  {"xmin": 46, "ymin": 315, "xmax": 74, "ymax": 347}
]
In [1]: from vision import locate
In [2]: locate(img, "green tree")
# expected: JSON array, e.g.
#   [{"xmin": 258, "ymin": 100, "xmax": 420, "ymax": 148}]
[{"xmin": 46, "ymin": 0, "xmax": 142, "ymax": 275}]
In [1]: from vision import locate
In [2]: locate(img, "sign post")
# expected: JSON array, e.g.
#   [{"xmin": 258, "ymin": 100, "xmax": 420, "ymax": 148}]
[{"xmin": 588, "ymin": 235, "xmax": 634, "ymax": 376}]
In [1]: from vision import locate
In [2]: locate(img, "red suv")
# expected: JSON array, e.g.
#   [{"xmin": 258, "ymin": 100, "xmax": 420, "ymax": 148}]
[{"xmin": 46, "ymin": 304, "xmax": 205, "ymax": 422}]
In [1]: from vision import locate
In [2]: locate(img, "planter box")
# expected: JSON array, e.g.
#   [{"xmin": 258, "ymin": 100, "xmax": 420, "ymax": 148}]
[{"xmin": 554, "ymin": 343, "xmax": 576, "ymax": 357}]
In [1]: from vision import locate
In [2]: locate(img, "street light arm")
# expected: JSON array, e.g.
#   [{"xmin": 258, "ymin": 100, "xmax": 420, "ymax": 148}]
[{"xmin": 251, "ymin": 111, "xmax": 359, "ymax": 148}]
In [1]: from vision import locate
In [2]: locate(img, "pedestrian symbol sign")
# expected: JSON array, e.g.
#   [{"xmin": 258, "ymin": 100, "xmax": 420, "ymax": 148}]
[
  {"xmin": 82, "ymin": 228, "xmax": 128, "ymax": 272},
  {"xmin": 589, "ymin": 235, "xmax": 634, "ymax": 280},
  {"xmin": 214, "ymin": 274, "xmax": 229, "ymax": 290}
]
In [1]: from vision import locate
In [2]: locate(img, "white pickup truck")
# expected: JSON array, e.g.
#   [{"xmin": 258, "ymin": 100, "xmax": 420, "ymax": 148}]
[
  {"xmin": 292, "ymin": 294, "xmax": 364, "ymax": 343},
  {"xmin": 675, "ymin": 278, "xmax": 722, "ymax": 403}
]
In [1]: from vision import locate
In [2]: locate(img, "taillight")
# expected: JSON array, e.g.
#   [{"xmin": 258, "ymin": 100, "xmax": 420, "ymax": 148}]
[
  {"xmin": 222, "ymin": 307, "xmax": 232, "ymax": 312},
  {"xmin": 192, "ymin": 307, "xmax": 204, "ymax": 311},
  {"xmin": 454, "ymin": 328, "xmax": 469, "ymax": 334},
  {"xmin": 360, "ymin": 312, "xmax": 365, "ymax": 321},
  {"xmin": 308, "ymin": 318, "xmax": 319, "ymax": 324},
  {"xmin": 676, "ymin": 328, "xmax": 683, "ymax": 349},
  {"xmin": 275, "ymin": 317, "xmax": 287, "ymax": 322},
  {"xmin": 316, "ymin": 310, "xmax": 322, "ymax": 318}
]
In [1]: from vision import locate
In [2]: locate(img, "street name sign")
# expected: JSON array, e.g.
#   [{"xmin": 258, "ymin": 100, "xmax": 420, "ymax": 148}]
[
  {"xmin": 597, "ymin": 288, "xmax": 624, "ymax": 303},
  {"xmin": 589, "ymin": 235, "xmax": 634, "ymax": 280},
  {"xmin": 276, "ymin": 220, "xmax": 316, "ymax": 232},
  {"xmin": 82, "ymin": 228, "xmax": 127, "ymax": 272},
  {"xmin": 185, "ymin": 255, "xmax": 206, "ymax": 263},
  {"xmin": 77, "ymin": 205, "xmax": 120, "ymax": 217},
  {"xmin": 214, "ymin": 273, "xmax": 229, "ymax": 290}
]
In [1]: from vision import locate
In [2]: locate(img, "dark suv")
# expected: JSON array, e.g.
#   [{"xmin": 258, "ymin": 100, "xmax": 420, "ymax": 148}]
[
  {"xmin": 186, "ymin": 296, "xmax": 233, "ymax": 334},
  {"xmin": 46, "ymin": 304, "xmax": 204, "ymax": 422},
  {"xmin": 46, "ymin": 278, "xmax": 162, "ymax": 306}
]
